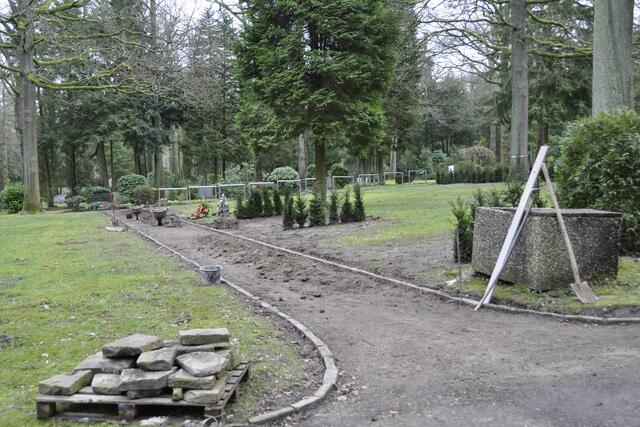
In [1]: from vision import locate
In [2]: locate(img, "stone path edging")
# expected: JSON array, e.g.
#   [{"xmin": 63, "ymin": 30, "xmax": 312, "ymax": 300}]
[
  {"xmin": 187, "ymin": 220, "xmax": 640, "ymax": 325},
  {"xmin": 109, "ymin": 215, "xmax": 338, "ymax": 425}
]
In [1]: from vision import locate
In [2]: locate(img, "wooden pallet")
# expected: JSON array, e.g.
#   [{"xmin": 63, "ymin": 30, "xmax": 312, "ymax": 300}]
[{"xmin": 36, "ymin": 361, "xmax": 250, "ymax": 423}]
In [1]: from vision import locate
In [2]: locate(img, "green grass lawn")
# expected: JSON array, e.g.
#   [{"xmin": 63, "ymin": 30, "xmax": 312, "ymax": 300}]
[
  {"xmin": 0, "ymin": 211, "xmax": 309, "ymax": 426},
  {"xmin": 343, "ymin": 181, "xmax": 502, "ymax": 246},
  {"xmin": 167, "ymin": 182, "xmax": 501, "ymax": 247}
]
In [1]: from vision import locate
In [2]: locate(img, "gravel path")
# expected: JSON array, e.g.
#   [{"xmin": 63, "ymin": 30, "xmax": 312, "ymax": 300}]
[{"xmin": 122, "ymin": 216, "xmax": 640, "ymax": 427}]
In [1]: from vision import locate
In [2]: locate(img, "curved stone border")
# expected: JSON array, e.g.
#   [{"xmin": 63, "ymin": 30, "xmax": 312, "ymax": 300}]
[
  {"xmin": 187, "ymin": 220, "xmax": 640, "ymax": 325},
  {"xmin": 108, "ymin": 215, "xmax": 338, "ymax": 425}
]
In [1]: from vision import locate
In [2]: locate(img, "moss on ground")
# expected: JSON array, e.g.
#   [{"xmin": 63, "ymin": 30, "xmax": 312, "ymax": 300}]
[
  {"xmin": 0, "ymin": 211, "xmax": 310, "ymax": 426},
  {"xmin": 444, "ymin": 258, "xmax": 640, "ymax": 316}
]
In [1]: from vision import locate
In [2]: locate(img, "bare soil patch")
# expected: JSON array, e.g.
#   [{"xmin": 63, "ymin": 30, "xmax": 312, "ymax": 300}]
[{"xmin": 120, "ymin": 211, "xmax": 640, "ymax": 426}]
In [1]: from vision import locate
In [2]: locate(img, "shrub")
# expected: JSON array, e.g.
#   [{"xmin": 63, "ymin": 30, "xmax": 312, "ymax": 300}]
[
  {"xmin": 306, "ymin": 163, "xmax": 315, "ymax": 178},
  {"xmin": 66, "ymin": 196, "xmax": 85, "ymax": 212},
  {"xmin": 88, "ymin": 201, "xmax": 110, "ymax": 210},
  {"xmin": 273, "ymin": 187, "xmax": 283, "ymax": 215},
  {"xmin": 308, "ymin": 192, "xmax": 326, "ymax": 226},
  {"xmin": 0, "ymin": 182, "xmax": 24, "ymax": 213},
  {"xmin": 146, "ymin": 170, "xmax": 176, "ymax": 188},
  {"xmin": 241, "ymin": 189, "xmax": 263, "ymax": 219},
  {"xmin": 329, "ymin": 191, "xmax": 340, "ymax": 224},
  {"xmin": 117, "ymin": 174, "xmax": 149, "ymax": 202},
  {"xmin": 267, "ymin": 166, "xmax": 299, "ymax": 184},
  {"xmin": 353, "ymin": 184, "xmax": 365, "ymax": 222},
  {"xmin": 294, "ymin": 193, "xmax": 307, "ymax": 228},
  {"xmin": 464, "ymin": 145, "xmax": 495, "ymax": 166},
  {"xmin": 502, "ymin": 181, "xmax": 524, "ymax": 207},
  {"xmin": 133, "ymin": 185, "xmax": 156, "ymax": 205},
  {"xmin": 330, "ymin": 164, "xmax": 351, "ymax": 188},
  {"xmin": 450, "ymin": 197, "xmax": 473, "ymax": 262},
  {"xmin": 235, "ymin": 193, "xmax": 248, "ymax": 219},
  {"xmin": 340, "ymin": 190, "xmax": 354, "ymax": 223},
  {"xmin": 469, "ymin": 188, "xmax": 486, "ymax": 222},
  {"xmin": 556, "ymin": 111, "xmax": 640, "ymax": 253},
  {"xmin": 223, "ymin": 162, "xmax": 255, "ymax": 184},
  {"xmin": 282, "ymin": 192, "xmax": 294, "ymax": 229},
  {"xmin": 262, "ymin": 187, "xmax": 274, "ymax": 217},
  {"xmin": 488, "ymin": 187, "xmax": 503, "ymax": 207},
  {"xmin": 78, "ymin": 202, "xmax": 89, "ymax": 211},
  {"xmin": 432, "ymin": 149, "xmax": 449, "ymax": 166},
  {"xmin": 79, "ymin": 186, "xmax": 109, "ymax": 199},
  {"xmin": 418, "ymin": 148, "xmax": 435, "ymax": 179}
]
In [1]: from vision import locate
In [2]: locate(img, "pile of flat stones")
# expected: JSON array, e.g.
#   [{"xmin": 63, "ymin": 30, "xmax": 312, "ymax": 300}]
[{"xmin": 39, "ymin": 328, "xmax": 241, "ymax": 405}]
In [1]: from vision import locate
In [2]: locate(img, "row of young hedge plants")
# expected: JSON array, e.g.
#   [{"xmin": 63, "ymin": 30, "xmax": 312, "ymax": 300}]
[
  {"xmin": 436, "ymin": 162, "xmax": 507, "ymax": 184},
  {"xmin": 450, "ymin": 183, "xmax": 547, "ymax": 262},
  {"xmin": 281, "ymin": 185, "xmax": 366, "ymax": 229},
  {"xmin": 236, "ymin": 187, "xmax": 284, "ymax": 219}
]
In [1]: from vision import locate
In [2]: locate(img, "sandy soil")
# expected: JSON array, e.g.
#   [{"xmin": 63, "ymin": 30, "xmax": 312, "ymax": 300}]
[
  {"xmin": 120, "ymin": 212, "xmax": 640, "ymax": 427},
  {"xmin": 217, "ymin": 215, "xmax": 456, "ymax": 286}
]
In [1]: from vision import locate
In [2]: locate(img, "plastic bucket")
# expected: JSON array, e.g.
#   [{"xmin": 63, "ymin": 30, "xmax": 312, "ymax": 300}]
[{"xmin": 199, "ymin": 265, "xmax": 222, "ymax": 285}]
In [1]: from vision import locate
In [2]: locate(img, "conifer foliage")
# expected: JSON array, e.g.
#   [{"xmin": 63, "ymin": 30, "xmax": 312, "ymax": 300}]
[
  {"xmin": 340, "ymin": 190, "xmax": 354, "ymax": 223},
  {"xmin": 329, "ymin": 191, "xmax": 340, "ymax": 224},
  {"xmin": 262, "ymin": 187, "xmax": 274, "ymax": 217},
  {"xmin": 353, "ymin": 184, "xmax": 366, "ymax": 222},
  {"xmin": 294, "ymin": 193, "xmax": 308, "ymax": 228},
  {"xmin": 273, "ymin": 187, "xmax": 283, "ymax": 215},
  {"xmin": 308, "ymin": 192, "xmax": 326, "ymax": 226},
  {"xmin": 283, "ymin": 192, "xmax": 294, "ymax": 229}
]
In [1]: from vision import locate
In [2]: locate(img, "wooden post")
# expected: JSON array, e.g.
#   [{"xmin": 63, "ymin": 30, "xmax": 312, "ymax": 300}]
[
  {"xmin": 541, "ymin": 163, "xmax": 597, "ymax": 303},
  {"xmin": 118, "ymin": 403, "xmax": 137, "ymax": 422},
  {"xmin": 36, "ymin": 402, "xmax": 56, "ymax": 419}
]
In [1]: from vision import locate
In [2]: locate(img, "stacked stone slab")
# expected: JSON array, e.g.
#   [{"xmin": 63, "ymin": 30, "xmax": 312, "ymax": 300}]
[
  {"xmin": 167, "ymin": 328, "xmax": 240, "ymax": 405},
  {"xmin": 39, "ymin": 329, "xmax": 242, "ymax": 406}
]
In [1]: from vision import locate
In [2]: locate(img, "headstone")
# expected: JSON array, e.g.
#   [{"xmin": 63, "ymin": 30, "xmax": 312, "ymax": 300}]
[
  {"xmin": 137, "ymin": 347, "xmax": 177, "ymax": 371},
  {"xmin": 119, "ymin": 368, "xmax": 176, "ymax": 391},
  {"xmin": 91, "ymin": 373, "xmax": 122, "ymax": 395},
  {"xmin": 176, "ymin": 352, "xmax": 228, "ymax": 377},
  {"xmin": 75, "ymin": 351, "xmax": 136, "ymax": 374},
  {"xmin": 102, "ymin": 334, "xmax": 163, "ymax": 358},
  {"xmin": 39, "ymin": 370, "xmax": 93, "ymax": 396},
  {"xmin": 472, "ymin": 207, "xmax": 622, "ymax": 291},
  {"xmin": 178, "ymin": 328, "xmax": 229, "ymax": 346},
  {"xmin": 168, "ymin": 369, "xmax": 215, "ymax": 390}
]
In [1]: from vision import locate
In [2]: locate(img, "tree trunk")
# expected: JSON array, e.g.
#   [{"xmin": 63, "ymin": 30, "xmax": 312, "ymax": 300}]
[
  {"xmin": 500, "ymin": 123, "xmax": 510, "ymax": 166},
  {"xmin": 96, "ymin": 141, "xmax": 110, "ymax": 188},
  {"xmin": 297, "ymin": 132, "xmax": 307, "ymax": 180},
  {"xmin": 109, "ymin": 140, "xmax": 115, "ymax": 190},
  {"xmin": 18, "ymin": 5, "xmax": 41, "ymax": 212},
  {"xmin": 592, "ymin": 0, "xmax": 634, "ymax": 114},
  {"xmin": 1, "ymin": 86, "xmax": 8, "ymax": 190},
  {"xmin": 69, "ymin": 145, "xmax": 78, "ymax": 194},
  {"xmin": 537, "ymin": 117, "xmax": 548, "ymax": 148},
  {"xmin": 43, "ymin": 148, "xmax": 54, "ymax": 207},
  {"xmin": 314, "ymin": 139, "xmax": 327, "ymax": 198},
  {"xmin": 376, "ymin": 148, "xmax": 384, "ymax": 185},
  {"xmin": 489, "ymin": 121, "xmax": 499, "ymax": 160},
  {"xmin": 509, "ymin": 0, "xmax": 529, "ymax": 179},
  {"xmin": 389, "ymin": 136, "xmax": 398, "ymax": 173}
]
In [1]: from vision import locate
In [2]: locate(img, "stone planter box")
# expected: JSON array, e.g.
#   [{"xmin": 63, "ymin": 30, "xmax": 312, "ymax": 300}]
[{"xmin": 472, "ymin": 207, "xmax": 622, "ymax": 291}]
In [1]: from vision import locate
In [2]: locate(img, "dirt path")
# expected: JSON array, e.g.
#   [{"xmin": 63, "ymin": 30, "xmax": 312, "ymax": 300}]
[{"xmin": 122, "ymin": 215, "xmax": 640, "ymax": 427}]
